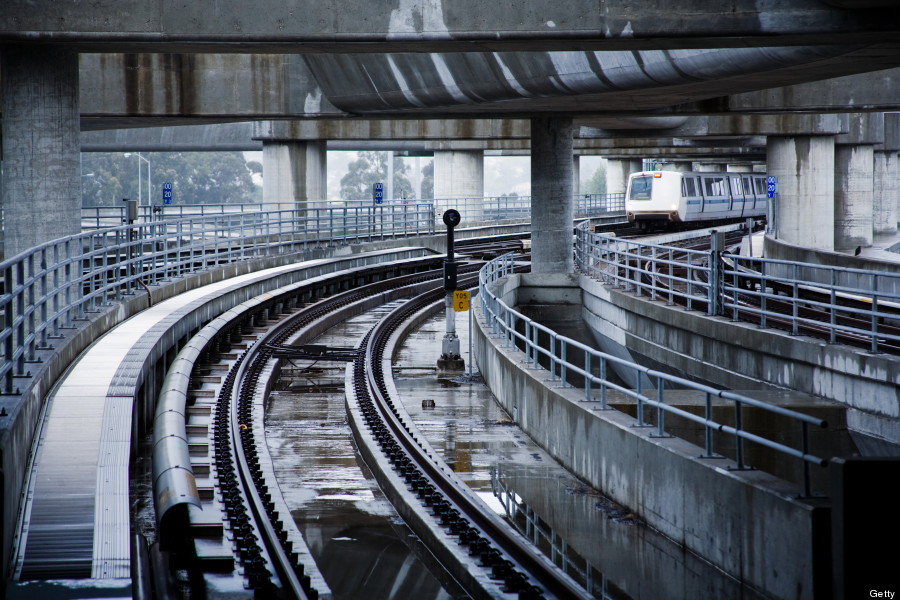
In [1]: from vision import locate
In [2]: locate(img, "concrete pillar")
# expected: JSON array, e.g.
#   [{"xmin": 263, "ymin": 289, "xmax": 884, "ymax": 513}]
[
  {"xmin": 531, "ymin": 117, "xmax": 574, "ymax": 274},
  {"xmin": 874, "ymin": 151, "xmax": 900, "ymax": 235},
  {"xmin": 1, "ymin": 46, "xmax": 80, "ymax": 258},
  {"xmin": 572, "ymin": 155, "xmax": 581, "ymax": 197},
  {"xmin": 434, "ymin": 150, "xmax": 484, "ymax": 223},
  {"xmin": 767, "ymin": 136, "xmax": 835, "ymax": 251},
  {"xmin": 262, "ymin": 140, "xmax": 327, "ymax": 215},
  {"xmin": 657, "ymin": 162, "xmax": 692, "ymax": 172},
  {"xmin": 875, "ymin": 114, "xmax": 900, "ymax": 235},
  {"xmin": 834, "ymin": 144, "xmax": 874, "ymax": 252},
  {"xmin": 693, "ymin": 163, "xmax": 727, "ymax": 172},
  {"xmin": 606, "ymin": 159, "xmax": 642, "ymax": 195}
]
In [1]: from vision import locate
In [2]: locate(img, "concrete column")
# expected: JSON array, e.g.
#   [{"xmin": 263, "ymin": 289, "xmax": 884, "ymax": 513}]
[
  {"xmin": 572, "ymin": 155, "xmax": 581, "ymax": 197},
  {"xmin": 433, "ymin": 150, "xmax": 484, "ymax": 223},
  {"xmin": 606, "ymin": 159, "xmax": 642, "ymax": 195},
  {"xmin": 875, "ymin": 113, "xmax": 900, "ymax": 235},
  {"xmin": 767, "ymin": 136, "xmax": 835, "ymax": 251},
  {"xmin": 834, "ymin": 144, "xmax": 875, "ymax": 252},
  {"xmin": 1, "ymin": 46, "xmax": 80, "ymax": 258},
  {"xmin": 658, "ymin": 162, "xmax": 692, "ymax": 172},
  {"xmin": 874, "ymin": 151, "xmax": 900, "ymax": 235},
  {"xmin": 262, "ymin": 140, "xmax": 327, "ymax": 216},
  {"xmin": 531, "ymin": 117, "xmax": 574, "ymax": 274},
  {"xmin": 693, "ymin": 163, "xmax": 727, "ymax": 172}
]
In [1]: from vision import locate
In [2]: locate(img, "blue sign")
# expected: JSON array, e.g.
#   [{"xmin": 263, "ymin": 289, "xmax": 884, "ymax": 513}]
[
  {"xmin": 766, "ymin": 176, "xmax": 776, "ymax": 199},
  {"xmin": 373, "ymin": 182, "xmax": 384, "ymax": 205},
  {"xmin": 162, "ymin": 182, "xmax": 173, "ymax": 205}
]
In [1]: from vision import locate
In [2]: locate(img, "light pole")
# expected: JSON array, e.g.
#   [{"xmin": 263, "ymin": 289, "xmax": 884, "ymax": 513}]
[{"xmin": 124, "ymin": 152, "xmax": 151, "ymax": 207}]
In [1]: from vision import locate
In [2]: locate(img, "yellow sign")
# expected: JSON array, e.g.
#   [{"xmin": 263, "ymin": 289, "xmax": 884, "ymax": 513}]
[{"xmin": 453, "ymin": 290, "xmax": 470, "ymax": 312}]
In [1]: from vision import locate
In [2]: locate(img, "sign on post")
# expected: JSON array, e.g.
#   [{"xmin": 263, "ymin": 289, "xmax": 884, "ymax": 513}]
[
  {"xmin": 453, "ymin": 290, "xmax": 470, "ymax": 312},
  {"xmin": 162, "ymin": 182, "xmax": 173, "ymax": 205},
  {"xmin": 373, "ymin": 182, "xmax": 384, "ymax": 205},
  {"xmin": 766, "ymin": 176, "xmax": 776, "ymax": 199}
]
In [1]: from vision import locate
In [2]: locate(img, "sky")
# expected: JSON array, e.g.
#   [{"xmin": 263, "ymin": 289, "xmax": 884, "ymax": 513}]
[{"xmin": 245, "ymin": 151, "xmax": 606, "ymax": 200}]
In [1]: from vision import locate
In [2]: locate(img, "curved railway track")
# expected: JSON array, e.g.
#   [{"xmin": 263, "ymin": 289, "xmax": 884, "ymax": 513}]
[{"xmin": 167, "ymin": 248, "xmax": 586, "ymax": 599}]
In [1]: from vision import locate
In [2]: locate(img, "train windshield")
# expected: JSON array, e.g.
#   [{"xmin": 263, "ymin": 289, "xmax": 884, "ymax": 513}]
[{"xmin": 629, "ymin": 176, "xmax": 653, "ymax": 201}]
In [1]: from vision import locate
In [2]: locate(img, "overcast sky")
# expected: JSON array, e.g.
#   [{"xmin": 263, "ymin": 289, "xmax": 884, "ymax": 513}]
[{"xmin": 246, "ymin": 151, "xmax": 605, "ymax": 200}]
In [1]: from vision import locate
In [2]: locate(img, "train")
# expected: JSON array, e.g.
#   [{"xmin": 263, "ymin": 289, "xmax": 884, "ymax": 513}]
[{"xmin": 625, "ymin": 170, "xmax": 768, "ymax": 229}]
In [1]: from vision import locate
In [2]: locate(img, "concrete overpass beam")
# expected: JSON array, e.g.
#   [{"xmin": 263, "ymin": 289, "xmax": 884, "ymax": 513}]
[
  {"xmin": 768, "ymin": 136, "xmax": 836, "ymax": 251},
  {"xmin": 1, "ymin": 46, "xmax": 80, "ymax": 258},
  {"xmin": 434, "ymin": 150, "xmax": 484, "ymax": 223},
  {"xmin": 531, "ymin": 117, "xmax": 574, "ymax": 274},
  {"xmin": 261, "ymin": 140, "xmax": 327, "ymax": 215}
]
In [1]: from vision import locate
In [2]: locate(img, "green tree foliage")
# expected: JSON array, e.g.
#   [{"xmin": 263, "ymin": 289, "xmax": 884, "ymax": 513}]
[
  {"xmin": 583, "ymin": 164, "xmax": 607, "ymax": 195},
  {"xmin": 340, "ymin": 152, "xmax": 414, "ymax": 201},
  {"xmin": 420, "ymin": 160, "xmax": 434, "ymax": 199},
  {"xmin": 81, "ymin": 151, "xmax": 259, "ymax": 206}
]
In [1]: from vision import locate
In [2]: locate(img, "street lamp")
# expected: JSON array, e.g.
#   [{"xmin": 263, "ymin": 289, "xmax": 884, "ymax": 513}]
[{"xmin": 124, "ymin": 152, "xmax": 151, "ymax": 206}]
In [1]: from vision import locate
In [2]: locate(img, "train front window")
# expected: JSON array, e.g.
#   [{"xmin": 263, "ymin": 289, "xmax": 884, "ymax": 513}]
[{"xmin": 629, "ymin": 176, "xmax": 653, "ymax": 200}]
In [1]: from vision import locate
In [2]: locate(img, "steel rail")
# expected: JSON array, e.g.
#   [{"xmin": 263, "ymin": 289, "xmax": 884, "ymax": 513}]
[{"xmin": 356, "ymin": 272, "xmax": 590, "ymax": 600}]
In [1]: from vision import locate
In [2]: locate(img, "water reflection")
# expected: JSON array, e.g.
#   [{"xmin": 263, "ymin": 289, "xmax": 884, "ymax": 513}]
[
  {"xmin": 264, "ymin": 302, "xmax": 465, "ymax": 600},
  {"xmin": 393, "ymin": 314, "xmax": 770, "ymax": 600}
]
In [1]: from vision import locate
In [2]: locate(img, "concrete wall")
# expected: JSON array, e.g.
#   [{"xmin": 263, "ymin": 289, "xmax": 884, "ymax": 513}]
[
  {"xmin": 580, "ymin": 266, "xmax": 900, "ymax": 451},
  {"xmin": 474, "ymin": 274, "xmax": 829, "ymax": 600}
]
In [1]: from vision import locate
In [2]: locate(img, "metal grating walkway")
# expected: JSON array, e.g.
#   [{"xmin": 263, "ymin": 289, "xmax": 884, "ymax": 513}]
[{"xmin": 14, "ymin": 261, "xmax": 310, "ymax": 582}]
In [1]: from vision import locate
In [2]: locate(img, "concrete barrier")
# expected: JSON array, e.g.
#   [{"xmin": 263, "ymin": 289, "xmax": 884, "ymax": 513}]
[{"xmin": 474, "ymin": 274, "xmax": 831, "ymax": 600}]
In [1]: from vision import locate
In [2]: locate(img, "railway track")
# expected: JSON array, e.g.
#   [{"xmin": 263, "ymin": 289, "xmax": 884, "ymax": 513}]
[{"xmin": 158, "ymin": 244, "xmax": 590, "ymax": 598}]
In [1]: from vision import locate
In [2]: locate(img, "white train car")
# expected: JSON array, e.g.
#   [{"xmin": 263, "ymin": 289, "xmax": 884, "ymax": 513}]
[{"xmin": 625, "ymin": 171, "xmax": 768, "ymax": 229}]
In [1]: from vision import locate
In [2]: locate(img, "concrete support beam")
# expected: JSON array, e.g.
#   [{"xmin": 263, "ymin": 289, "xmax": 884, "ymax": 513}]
[
  {"xmin": 768, "ymin": 136, "xmax": 836, "ymax": 251},
  {"xmin": 1, "ymin": 46, "xmax": 80, "ymax": 258},
  {"xmin": 261, "ymin": 141, "xmax": 327, "ymax": 213},
  {"xmin": 531, "ymin": 117, "xmax": 574, "ymax": 274},
  {"xmin": 433, "ymin": 150, "xmax": 484, "ymax": 222}
]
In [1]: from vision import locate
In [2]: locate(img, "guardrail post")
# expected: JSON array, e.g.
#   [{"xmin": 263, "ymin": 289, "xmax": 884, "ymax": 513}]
[
  {"xmin": 708, "ymin": 230, "xmax": 723, "ymax": 316},
  {"xmin": 734, "ymin": 400, "xmax": 746, "ymax": 470}
]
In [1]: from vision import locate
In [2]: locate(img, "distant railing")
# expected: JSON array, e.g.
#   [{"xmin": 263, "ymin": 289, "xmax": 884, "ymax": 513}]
[
  {"xmin": 1, "ymin": 204, "xmax": 434, "ymax": 397},
  {"xmin": 574, "ymin": 221, "xmax": 900, "ymax": 354},
  {"xmin": 478, "ymin": 252, "xmax": 828, "ymax": 496},
  {"xmin": 78, "ymin": 194, "xmax": 626, "ymax": 231}
]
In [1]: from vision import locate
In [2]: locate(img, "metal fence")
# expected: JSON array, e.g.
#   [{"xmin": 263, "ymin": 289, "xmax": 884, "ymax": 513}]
[
  {"xmin": 80, "ymin": 194, "xmax": 626, "ymax": 231},
  {"xmin": 575, "ymin": 220, "xmax": 900, "ymax": 354},
  {"xmin": 478, "ymin": 252, "xmax": 828, "ymax": 496},
  {"xmin": 0, "ymin": 204, "xmax": 435, "ymax": 397}
]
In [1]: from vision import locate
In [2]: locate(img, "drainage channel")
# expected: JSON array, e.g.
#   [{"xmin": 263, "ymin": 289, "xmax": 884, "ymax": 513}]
[
  {"xmin": 265, "ymin": 300, "xmax": 467, "ymax": 600},
  {"xmin": 392, "ymin": 312, "xmax": 773, "ymax": 600}
]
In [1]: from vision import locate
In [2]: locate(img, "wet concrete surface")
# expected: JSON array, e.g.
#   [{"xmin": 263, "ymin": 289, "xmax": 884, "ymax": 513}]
[
  {"xmin": 264, "ymin": 301, "xmax": 460, "ymax": 600},
  {"xmin": 265, "ymin": 298, "xmax": 769, "ymax": 600},
  {"xmin": 394, "ymin": 311, "xmax": 772, "ymax": 600}
]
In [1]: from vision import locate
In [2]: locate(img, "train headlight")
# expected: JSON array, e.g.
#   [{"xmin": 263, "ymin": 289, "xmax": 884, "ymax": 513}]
[{"xmin": 671, "ymin": 203, "xmax": 677, "ymax": 210}]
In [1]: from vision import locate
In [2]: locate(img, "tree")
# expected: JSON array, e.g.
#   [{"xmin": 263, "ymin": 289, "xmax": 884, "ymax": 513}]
[
  {"xmin": 583, "ymin": 164, "xmax": 607, "ymax": 196},
  {"xmin": 339, "ymin": 151, "xmax": 414, "ymax": 201},
  {"xmin": 81, "ymin": 151, "xmax": 259, "ymax": 206},
  {"xmin": 420, "ymin": 160, "xmax": 434, "ymax": 199}
]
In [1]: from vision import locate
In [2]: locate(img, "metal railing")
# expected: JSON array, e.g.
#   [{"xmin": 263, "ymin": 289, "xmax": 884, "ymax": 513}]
[
  {"xmin": 575, "ymin": 221, "xmax": 900, "ymax": 354},
  {"xmin": 478, "ymin": 252, "xmax": 828, "ymax": 496},
  {"xmin": 1, "ymin": 204, "xmax": 435, "ymax": 397},
  {"xmin": 80, "ymin": 194, "xmax": 626, "ymax": 231},
  {"xmin": 431, "ymin": 193, "xmax": 624, "ymax": 227},
  {"xmin": 491, "ymin": 467, "xmax": 610, "ymax": 599}
]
